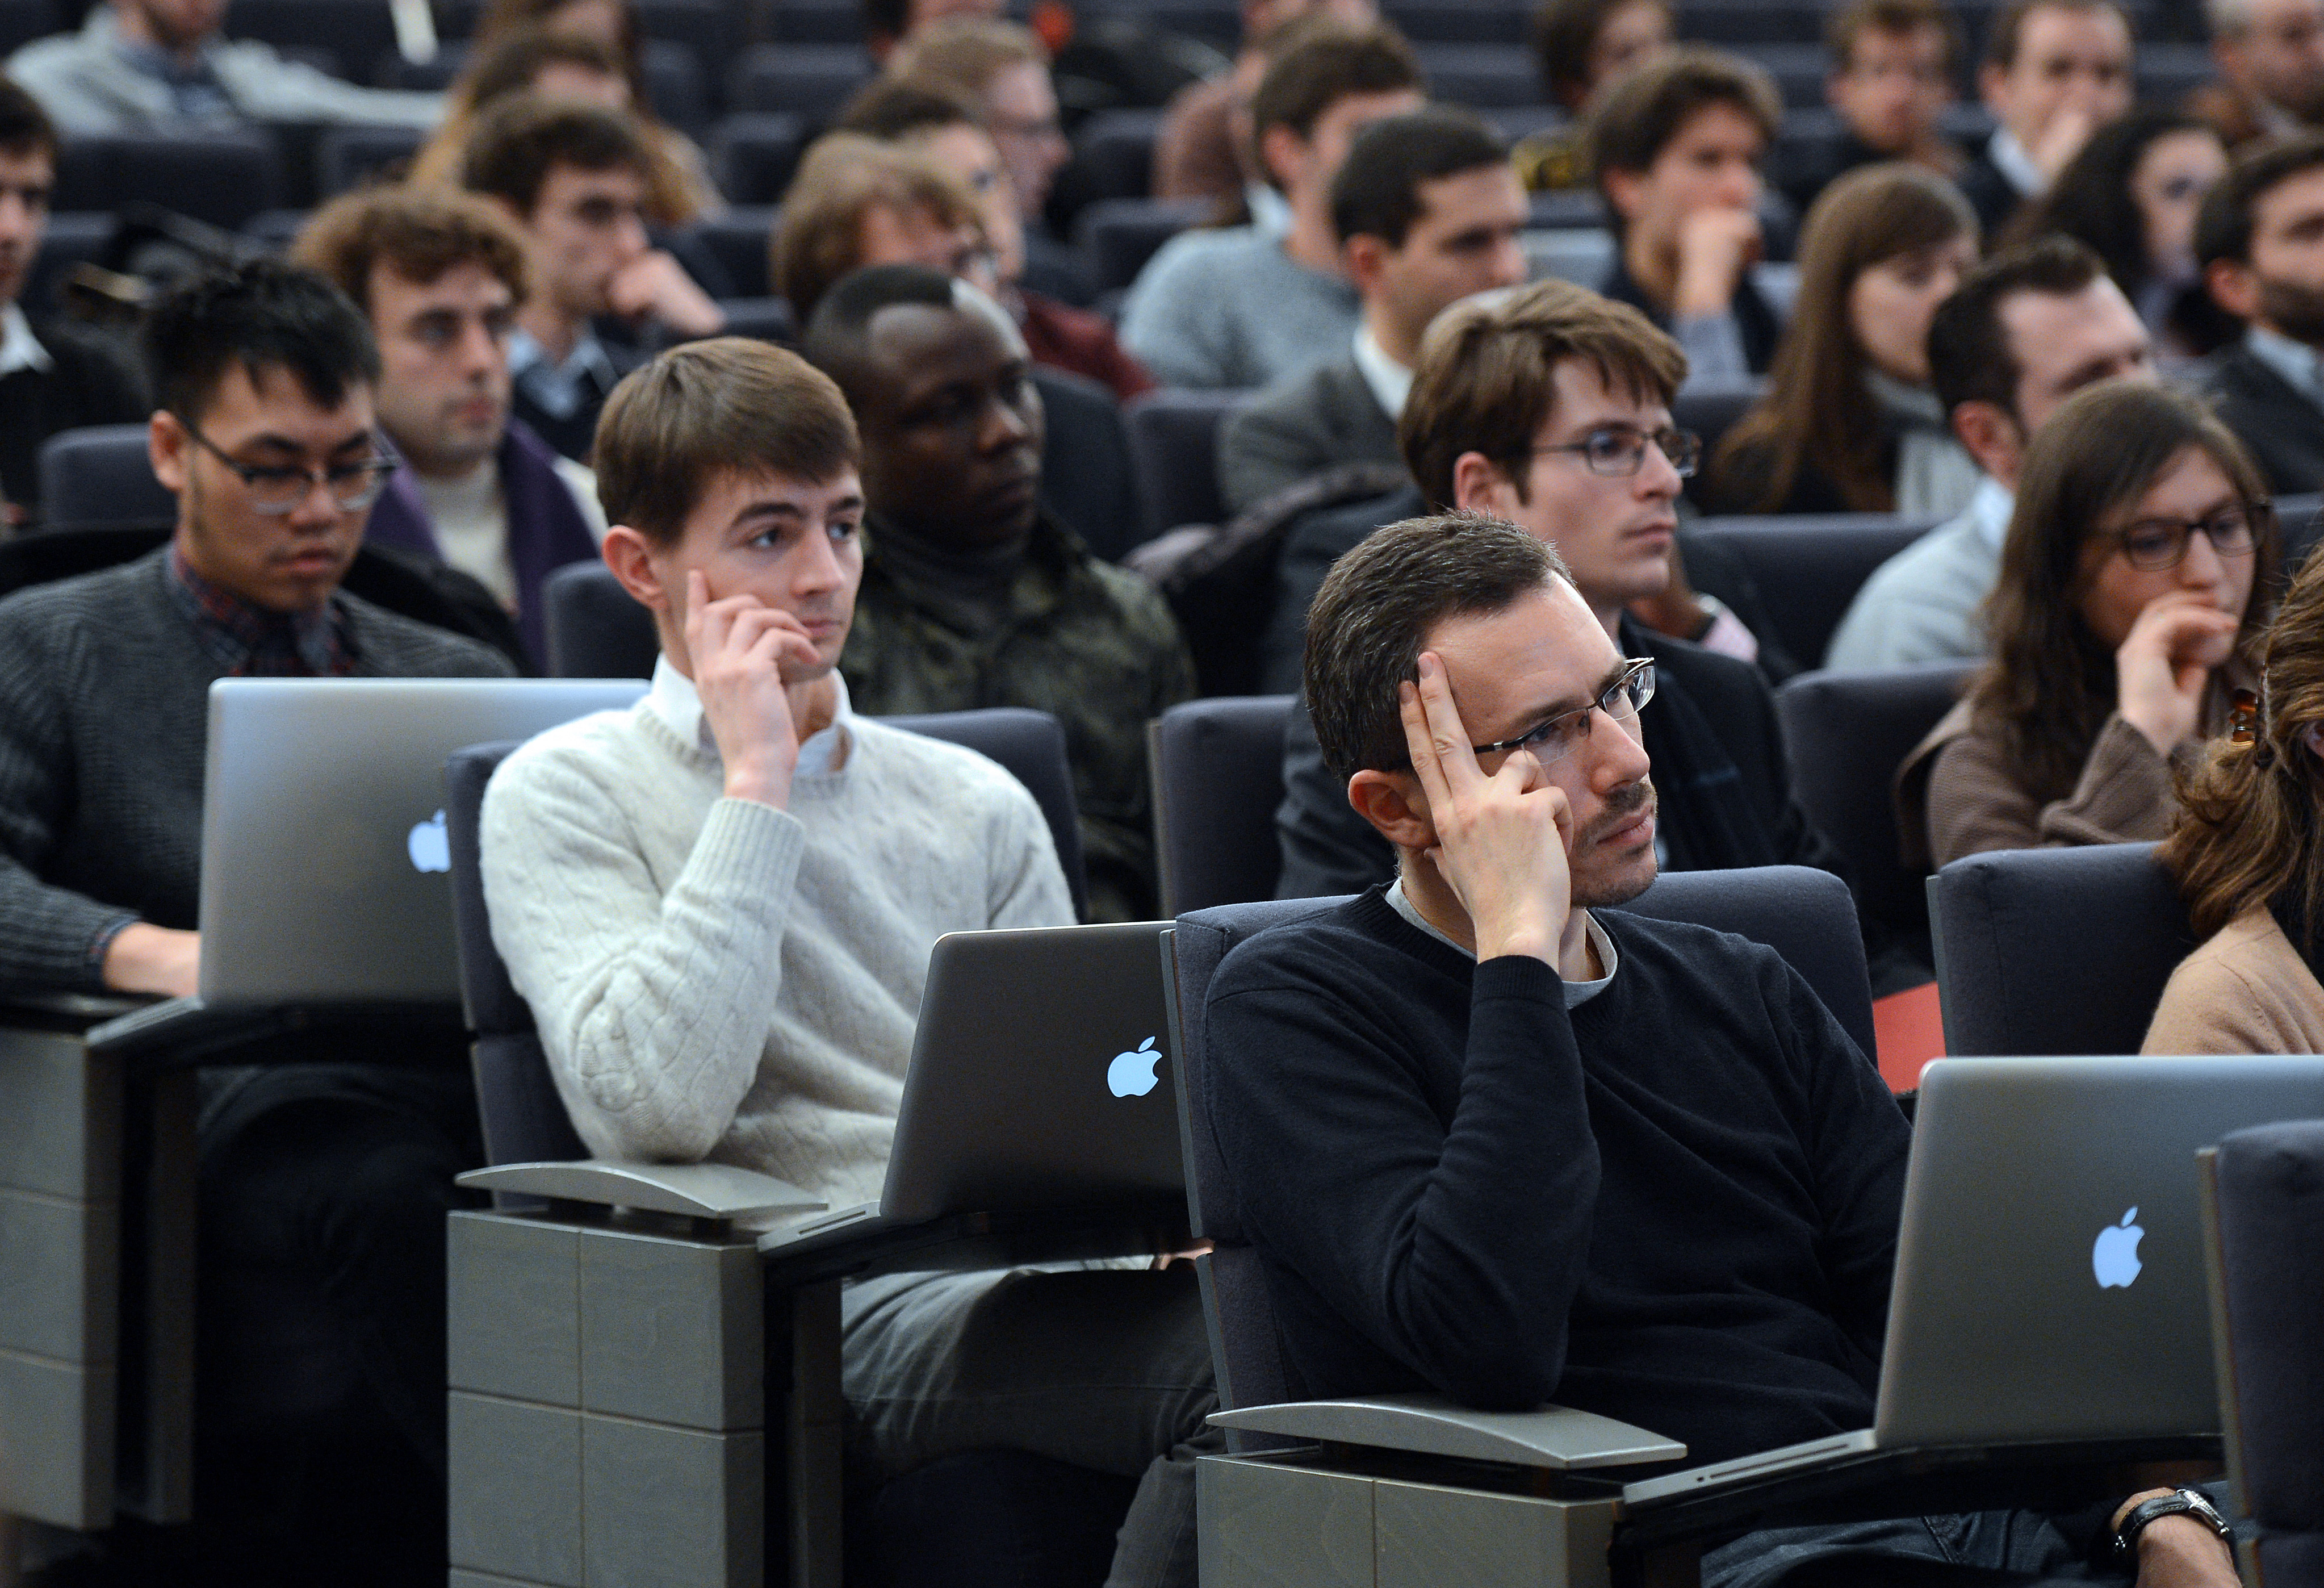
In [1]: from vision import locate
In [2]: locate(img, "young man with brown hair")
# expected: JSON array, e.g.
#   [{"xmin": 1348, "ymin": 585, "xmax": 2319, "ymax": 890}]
[
  {"xmin": 1268, "ymin": 280, "xmax": 1848, "ymax": 964},
  {"xmin": 0, "ymin": 76, "xmax": 147, "ymax": 525},
  {"xmin": 460, "ymin": 94, "xmax": 723, "ymax": 461},
  {"xmin": 771, "ymin": 131, "xmax": 1001, "ymax": 320},
  {"xmin": 481, "ymin": 335, "xmax": 1215, "ymax": 1588},
  {"xmin": 292, "ymin": 186, "xmax": 605, "ymax": 665},
  {"xmin": 1957, "ymin": 0, "xmax": 2135, "ymax": 235},
  {"xmin": 1776, "ymin": 0, "xmax": 1965, "ymax": 214},
  {"xmin": 1120, "ymin": 23, "xmax": 1425, "ymax": 389},
  {"xmin": 1588, "ymin": 47, "xmax": 1786, "ymax": 377}
]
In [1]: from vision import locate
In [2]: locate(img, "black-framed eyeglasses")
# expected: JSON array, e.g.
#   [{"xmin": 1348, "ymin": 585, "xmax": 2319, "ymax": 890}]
[
  {"xmin": 1471, "ymin": 658, "xmax": 1657, "ymax": 765},
  {"xmin": 175, "ymin": 415, "xmax": 397, "ymax": 516},
  {"xmin": 2106, "ymin": 502, "xmax": 2266, "ymax": 572},
  {"xmin": 1534, "ymin": 425, "xmax": 1699, "ymax": 480}
]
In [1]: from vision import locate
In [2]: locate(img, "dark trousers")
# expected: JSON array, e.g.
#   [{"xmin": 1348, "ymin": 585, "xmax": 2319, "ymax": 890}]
[
  {"xmin": 192, "ymin": 1063, "xmax": 481, "ymax": 1588},
  {"xmin": 1706, "ymin": 1494, "xmax": 2222, "ymax": 1588}
]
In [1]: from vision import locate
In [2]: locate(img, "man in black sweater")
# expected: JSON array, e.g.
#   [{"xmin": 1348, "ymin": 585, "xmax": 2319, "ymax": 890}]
[
  {"xmin": 1270, "ymin": 280, "xmax": 1864, "ymax": 969},
  {"xmin": 1207, "ymin": 512, "xmax": 2239, "ymax": 1587},
  {"xmin": 0, "ymin": 262, "xmax": 512, "ymax": 1586}
]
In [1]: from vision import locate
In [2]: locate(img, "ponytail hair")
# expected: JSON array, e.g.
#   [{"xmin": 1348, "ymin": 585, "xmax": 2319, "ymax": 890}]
[{"xmin": 2162, "ymin": 542, "xmax": 2324, "ymax": 944}]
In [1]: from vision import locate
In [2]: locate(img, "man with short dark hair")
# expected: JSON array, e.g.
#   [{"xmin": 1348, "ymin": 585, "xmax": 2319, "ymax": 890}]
[
  {"xmin": 1268, "ymin": 280, "xmax": 1847, "ymax": 937},
  {"xmin": 1218, "ymin": 108, "xmax": 1527, "ymax": 512},
  {"xmin": 1511, "ymin": 0, "xmax": 1673, "ymax": 190},
  {"xmin": 460, "ymin": 94, "xmax": 723, "ymax": 462},
  {"xmin": 1776, "ymin": 0, "xmax": 1964, "ymax": 215},
  {"xmin": 1121, "ymin": 24, "xmax": 1426, "ymax": 389},
  {"xmin": 0, "ymin": 259, "xmax": 512, "ymax": 1582},
  {"xmin": 1955, "ymin": 0, "xmax": 2135, "ymax": 235},
  {"xmin": 1827, "ymin": 235, "xmax": 2155, "ymax": 667},
  {"xmin": 1209, "ymin": 510, "xmax": 2238, "ymax": 1588},
  {"xmin": 483, "ymin": 333, "xmax": 1215, "ymax": 1588},
  {"xmin": 1154, "ymin": 0, "xmax": 1384, "ymax": 207},
  {"xmin": 0, "ymin": 77, "xmax": 147, "ymax": 525},
  {"xmin": 1589, "ymin": 47, "xmax": 1787, "ymax": 378},
  {"xmin": 2196, "ymin": 133, "xmax": 2324, "ymax": 495},
  {"xmin": 292, "ymin": 185, "xmax": 606, "ymax": 666},
  {"xmin": 803, "ymin": 265, "xmax": 1196, "ymax": 921},
  {"xmin": 6, "ymin": 0, "xmax": 439, "ymax": 134}
]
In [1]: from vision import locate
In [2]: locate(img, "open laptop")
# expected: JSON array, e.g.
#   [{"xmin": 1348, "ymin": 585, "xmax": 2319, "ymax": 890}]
[
  {"xmin": 758, "ymin": 921, "xmax": 1185, "ymax": 1260},
  {"xmin": 1623, "ymin": 1054, "xmax": 2324, "ymax": 1508},
  {"xmin": 89, "ymin": 676, "xmax": 644, "ymax": 1052}
]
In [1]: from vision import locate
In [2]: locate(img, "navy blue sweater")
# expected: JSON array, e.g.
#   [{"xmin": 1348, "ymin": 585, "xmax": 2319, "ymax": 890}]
[{"xmin": 1205, "ymin": 888, "xmax": 1911, "ymax": 1465}]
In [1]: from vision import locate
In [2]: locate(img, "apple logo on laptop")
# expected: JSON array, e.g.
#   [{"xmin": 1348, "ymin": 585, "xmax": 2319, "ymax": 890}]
[
  {"xmin": 1108, "ymin": 1037, "xmax": 1162, "ymax": 1098},
  {"xmin": 407, "ymin": 810, "xmax": 451, "ymax": 874},
  {"xmin": 2092, "ymin": 1207, "xmax": 2144, "ymax": 1289}
]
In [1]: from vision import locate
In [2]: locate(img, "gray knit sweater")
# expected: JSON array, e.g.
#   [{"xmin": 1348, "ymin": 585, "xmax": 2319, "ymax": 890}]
[
  {"xmin": 479, "ymin": 696, "xmax": 1073, "ymax": 1209},
  {"xmin": 0, "ymin": 550, "xmax": 512, "ymax": 993}
]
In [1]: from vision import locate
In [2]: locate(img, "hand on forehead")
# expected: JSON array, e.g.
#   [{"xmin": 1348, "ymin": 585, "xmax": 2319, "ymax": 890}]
[{"xmin": 1420, "ymin": 578, "xmax": 1618, "ymax": 744}]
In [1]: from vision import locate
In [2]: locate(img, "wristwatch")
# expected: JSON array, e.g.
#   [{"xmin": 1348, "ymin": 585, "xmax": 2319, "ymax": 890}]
[{"xmin": 2113, "ymin": 1487, "xmax": 2231, "ymax": 1561}]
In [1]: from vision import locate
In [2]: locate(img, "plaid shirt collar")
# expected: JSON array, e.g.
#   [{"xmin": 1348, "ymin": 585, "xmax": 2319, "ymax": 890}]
[{"xmin": 165, "ymin": 544, "xmax": 354, "ymax": 677}]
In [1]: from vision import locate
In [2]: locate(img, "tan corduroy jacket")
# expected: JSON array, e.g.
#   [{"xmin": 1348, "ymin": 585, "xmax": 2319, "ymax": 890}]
[{"xmin": 2143, "ymin": 904, "xmax": 2324, "ymax": 1055}]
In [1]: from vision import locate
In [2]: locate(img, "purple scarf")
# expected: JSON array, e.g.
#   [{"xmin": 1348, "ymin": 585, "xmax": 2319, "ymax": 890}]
[{"xmin": 364, "ymin": 417, "xmax": 599, "ymax": 667}]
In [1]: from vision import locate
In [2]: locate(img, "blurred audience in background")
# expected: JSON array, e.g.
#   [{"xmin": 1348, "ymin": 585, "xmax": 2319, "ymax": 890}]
[
  {"xmin": 1218, "ymin": 108, "xmax": 1526, "ymax": 512},
  {"xmin": 1511, "ymin": 0, "xmax": 1672, "ymax": 189},
  {"xmin": 2188, "ymin": 0, "xmax": 2324, "ymax": 149},
  {"xmin": 1957, "ymin": 0, "xmax": 2135, "ymax": 235},
  {"xmin": 2002, "ymin": 107, "xmax": 2233, "ymax": 359},
  {"xmin": 1708, "ymin": 162, "xmax": 1980, "ymax": 516},
  {"xmin": 0, "ymin": 78, "xmax": 146, "ymax": 527},
  {"xmin": 1121, "ymin": 23, "xmax": 1421, "ymax": 387},
  {"xmin": 1774, "ymin": 0, "xmax": 1963, "ymax": 214},
  {"xmin": 1590, "ymin": 47, "xmax": 1786, "ymax": 377},
  {"xmin": 1155, "ymin": 0, "xmax": 1380, "ymax": 207}
]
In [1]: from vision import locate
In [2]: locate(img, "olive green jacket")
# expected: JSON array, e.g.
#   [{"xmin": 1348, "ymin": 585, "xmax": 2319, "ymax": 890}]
[{"xmin": 840, "ymin": 512, "xmax": 1197, "ymax": 921}]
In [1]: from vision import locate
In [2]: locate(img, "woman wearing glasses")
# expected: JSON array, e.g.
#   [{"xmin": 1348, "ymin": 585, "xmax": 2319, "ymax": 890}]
[
  {"xmin": 2143, "ymin": 550, "xmax": 2324, "ymax": 1052},
  {"xmin": 1900, "ymin": 380, "xmax": 2277, "ymax": 870}
]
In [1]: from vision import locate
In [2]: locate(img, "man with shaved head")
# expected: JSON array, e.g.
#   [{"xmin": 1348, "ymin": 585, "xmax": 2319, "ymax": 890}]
[{"xmin": 802, "ymin": 264, "xmax": 1195, "ymax": 921}]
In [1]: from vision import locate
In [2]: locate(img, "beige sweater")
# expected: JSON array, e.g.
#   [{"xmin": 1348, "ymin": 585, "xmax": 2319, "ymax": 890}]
[
  {"xmin": 480, "ymin": 698, "xmax": 1074, "ymax": 1209},
  {"xmin": 2143, "ymin": 904, "xmax": 2324, "ymax": 1055}
]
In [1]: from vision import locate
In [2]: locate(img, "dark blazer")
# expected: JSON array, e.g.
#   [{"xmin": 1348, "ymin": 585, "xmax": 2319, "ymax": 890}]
[
  {"xmin": 1272, "ymin": 615, "xmax": 1847, "ymax": 904},
  {"xmin": 2202, "ymin": 343, "xmax": 2324, "ymax": 498},
  {"xmin": 1955, "ymin": 140, "xmax": 2030, "ymax": 239},
  {"xmin": 1217, "ymin": 350, "xmax": 1401, "ymax": 515},
  {"xmin": 508, "ymin": 332, "xmax": 646, "ymax": 464},
  {"xmin": 1601, "ymin": 258, "xmax": 1783, "ymax": 376},
  {"xmin": 0, "ymin": 316, "xmax": 148, "ymax": 521}
]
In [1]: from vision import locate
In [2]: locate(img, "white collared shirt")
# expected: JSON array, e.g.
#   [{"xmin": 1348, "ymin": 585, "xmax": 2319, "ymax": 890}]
[
  {"xmin": 647, "ymin": 653, "xmax": 852, "ymax": 778},
  {"xmin": 1986, "ymin": 127, "xmax": 2046, "ymax": 198},
  {"xmin": 1351, "ymin": 323, "xmax": 1414, "ymax": 420},
  {"xmin": 0, "ymin": 304, "xmax": 53, "ymax": 377},
  {"xmin": 1385, "ymin": 877, "xmax": 1618, "ymax": 1007},
  {"xmin": 1964, "ymin": 474, "xmax": 2016, "ymax": 555}
]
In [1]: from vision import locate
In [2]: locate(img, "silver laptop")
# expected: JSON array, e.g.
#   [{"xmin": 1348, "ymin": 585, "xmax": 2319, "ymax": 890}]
[
  {"xmin": 1624, "ymin": 1054, "xmax": 2324, "ymax": 1505},
  {"xmin": 760, "ymin": 921, "xmax": 1184, "ymax": 1255},
  {"xmin": 92, "ymin": 677, "xmax": 643, "ymax": 1047}
]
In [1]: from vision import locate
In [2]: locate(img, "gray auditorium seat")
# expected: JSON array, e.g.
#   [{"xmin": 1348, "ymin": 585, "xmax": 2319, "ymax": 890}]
[
  {"xmin": 1074, "ymin": 196, "xmax": 1209, "ymax": 294},
  {"xmin": 726, "ymin": 42, "xmax": 876, "ymax": 130},
  {"xmin": 709, "ymin": 111, "xmax": 806, "ymax": 206},
  {"xmin": 1928, "ymin": 842, "xmax": 2194, "ymax": 1056},
  {"xmin": 52, "ymin": 129, "xmax": 285, "ymax": 231},
  {"xmin": 37, "ymin": 424, "xmax": 175, "ymax": 530},
  {"xmin": 1680, "ymin": 512, "xmax": 1938, "ymax": 669},
  {"xmin": 1148, "ymin": 695, "xmax": 1293, "ymax": 915},
  {"xmin": 1123, "ymin": 387, "xmax": 1253, "ymax": 542}
]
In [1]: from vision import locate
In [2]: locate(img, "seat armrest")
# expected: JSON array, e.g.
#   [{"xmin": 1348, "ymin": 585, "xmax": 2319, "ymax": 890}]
[
  {"xmin": 1207, "ymin": 1392, "xmax": 1685, "ymax": 1470},
  {"xmin": 454, "ymin": 1158, "xmax": 825, "ymax": 1219}
]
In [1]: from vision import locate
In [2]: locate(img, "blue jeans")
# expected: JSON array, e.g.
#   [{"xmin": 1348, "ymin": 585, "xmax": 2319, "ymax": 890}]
[{"xmin": 1707, "ymin": 1507, "xmax": 2125, "ymax": 1587}]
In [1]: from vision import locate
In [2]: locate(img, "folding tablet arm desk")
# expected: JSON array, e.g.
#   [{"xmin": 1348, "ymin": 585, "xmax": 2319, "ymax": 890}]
[{"xmin": 445, "ymin": 1157, "xmax": 1188, "ymax": 1588}]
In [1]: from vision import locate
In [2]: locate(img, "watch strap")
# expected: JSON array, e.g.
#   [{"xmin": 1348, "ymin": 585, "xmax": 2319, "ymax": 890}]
[{"xmin": 2115, "ymin": 1489, "xmax": 2230, "ymax": 1558}]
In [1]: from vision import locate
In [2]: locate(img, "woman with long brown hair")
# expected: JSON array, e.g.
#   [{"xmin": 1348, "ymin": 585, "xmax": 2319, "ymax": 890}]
[
  {"xmin": 1899, "ymin": 379, "xmax": 2276, "ymax": 869},
  {"xmin": 2145, "ymin": 552, "xmax": 2324, "ymax": 1052},
  {"xmin": 1705, "ymin": 162, "xmax": 1980, "ymax": 516}
]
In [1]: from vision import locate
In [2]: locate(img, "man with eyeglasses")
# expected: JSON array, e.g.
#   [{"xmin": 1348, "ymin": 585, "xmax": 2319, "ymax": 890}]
[
  {"xmin": 293, "ymin": 187, "xmax": 608, "ymax": 670},
  {"xmin": 1207, "ymin": 510, "xmax": 2239, "ymax": 1588},
  {"xmin": 0, "ymin": 260, "xmax": 513, "ymax": 1581},
  {"xmin": 1271, "ymin": 280, "xmax": 1855, "ymax": 981}
]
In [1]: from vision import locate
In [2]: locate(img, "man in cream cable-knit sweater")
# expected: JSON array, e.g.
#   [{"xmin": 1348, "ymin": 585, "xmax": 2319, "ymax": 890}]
[{"xmin": 481, "ymin": 337, "xmax": 1215, "ymax": 1586}]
